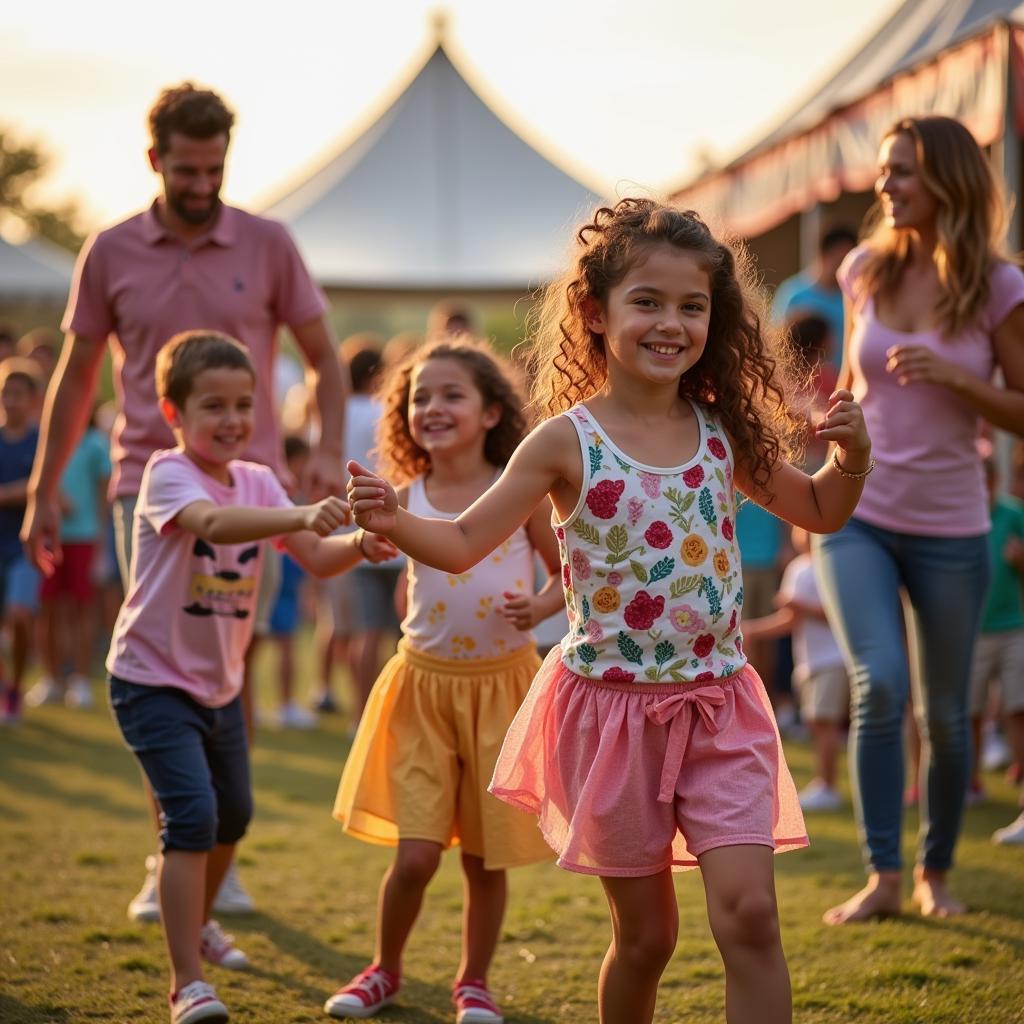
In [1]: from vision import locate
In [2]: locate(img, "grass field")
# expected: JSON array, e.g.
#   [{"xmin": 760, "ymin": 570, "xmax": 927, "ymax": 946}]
[{"xmin": 2, "ymin": 645, "xmax": 1024, "ymax": 1024}]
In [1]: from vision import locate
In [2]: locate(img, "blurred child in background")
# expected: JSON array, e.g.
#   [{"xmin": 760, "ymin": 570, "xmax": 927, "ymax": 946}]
[
  {"xmin": 27, "ymin": 405, "xmax": 111, "ymax": 708},
  {"xmin": 744, "ymin": 527, "xmax": 849, "ymax": 811}
]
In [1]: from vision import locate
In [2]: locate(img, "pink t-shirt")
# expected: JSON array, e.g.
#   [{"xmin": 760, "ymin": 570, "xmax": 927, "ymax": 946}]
[
  {"xmin": 64, "ymin": 203, "xmax": 327, "ymax": 498},
  {"xmin": 839, "ymin": 245, "xmax": 1024, "ymax": 536},
  {"xmin": 106, "ymin": 449, "xmax": 292, "ymax": 707}
]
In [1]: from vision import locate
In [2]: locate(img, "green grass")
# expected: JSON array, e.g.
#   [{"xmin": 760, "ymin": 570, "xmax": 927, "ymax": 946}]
[{"xmin": 2, "ymin": 644, "xmax": 1024, "ymax": 1023}]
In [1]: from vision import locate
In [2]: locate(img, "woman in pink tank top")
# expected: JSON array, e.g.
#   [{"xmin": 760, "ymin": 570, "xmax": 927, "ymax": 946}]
[{"xmin": 812, "ymin": 116, "xmax": 1024, "ymax": 924}]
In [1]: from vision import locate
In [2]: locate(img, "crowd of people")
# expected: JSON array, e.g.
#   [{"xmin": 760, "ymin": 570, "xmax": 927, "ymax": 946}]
[{"xmin": 2, "ymin": 82, "xmax": 1023, "ymax": 1024}]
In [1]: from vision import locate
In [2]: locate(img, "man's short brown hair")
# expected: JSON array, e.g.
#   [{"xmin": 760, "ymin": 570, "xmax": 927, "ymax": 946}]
[
  {"xmin": 149, "ymin": 83, "xmax": 235, "ymax": 154},
  {"xmin": 156, "ymin": 330, "xmax": 254, "ymax": 409}
]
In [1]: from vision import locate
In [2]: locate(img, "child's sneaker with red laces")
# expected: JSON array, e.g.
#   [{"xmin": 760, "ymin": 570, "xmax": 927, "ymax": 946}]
[
  {"xmin": 324, "ymin": 964, "xmax": 400, "ymax": 1018},
  {"xmin": 452, "ymin": 979, "xmax": 503, "ymax": 1023},
  {"xmin": 169, "ymin": 980, "xmax": 228, "ymax": 1024},
  {"xmin": 200, "ymin": 920, "xmax": 249, "ymax": 970}
]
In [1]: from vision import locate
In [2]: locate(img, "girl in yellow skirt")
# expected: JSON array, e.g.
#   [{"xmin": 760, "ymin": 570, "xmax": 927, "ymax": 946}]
[{"xmin": 326, "ymin": 338, "xmax": 563, "ymax": 1022}]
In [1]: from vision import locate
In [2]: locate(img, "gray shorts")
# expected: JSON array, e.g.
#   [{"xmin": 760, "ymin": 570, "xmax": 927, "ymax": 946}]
[
  {"xmin": 794, "ymin": 663, "xmax": 849, "ymax": 723},
  {"xmin": 970, "ymin": 629, "xmax": 1024, "ymax": 716},
  {"xmin": 352, "ymin": 565, "xmax": 402, "ymax": 633}
]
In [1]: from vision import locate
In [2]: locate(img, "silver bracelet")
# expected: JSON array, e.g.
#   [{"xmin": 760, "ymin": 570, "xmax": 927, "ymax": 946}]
[{"xmin": 831, "ymin": 450, "xmax": 875, "ymax": 480}]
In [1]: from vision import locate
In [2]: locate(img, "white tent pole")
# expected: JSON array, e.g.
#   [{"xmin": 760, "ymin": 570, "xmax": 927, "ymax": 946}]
[
  {"xmin": 799, "ymin": 204, "xmax": 822, "ymax": 269},
  {"xmin": 1000, "ymin": 22, "xmax": 1022, "ymax": 253}
]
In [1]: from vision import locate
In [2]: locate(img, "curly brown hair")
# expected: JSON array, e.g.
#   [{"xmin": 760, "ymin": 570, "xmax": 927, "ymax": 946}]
[
  {"xmin": 149, "ymin": 82, "xmax": 235, "ymax": 154},
  {"xmin": 376, "ymin": 338, "xmax": 530, "ymax": 485},
  {"xmin": 526, "ymin": 198, "xmax": 805, "ymax": 496}
]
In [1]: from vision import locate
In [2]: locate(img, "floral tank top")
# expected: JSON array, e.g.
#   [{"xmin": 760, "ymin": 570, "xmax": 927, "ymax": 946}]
[
  {"xmin": 557, "ymin": 403, "xmax": 746, "ymax": 683},
  {"xmin": 402, "ymin": 475, "xmax": 536, "ymax": 659}
]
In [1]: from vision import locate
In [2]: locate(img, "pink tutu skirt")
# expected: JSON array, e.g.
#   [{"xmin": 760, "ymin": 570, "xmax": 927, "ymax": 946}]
[{"xmin": 489, "ymin": 648, "xmax": 808, "ymax": 876}]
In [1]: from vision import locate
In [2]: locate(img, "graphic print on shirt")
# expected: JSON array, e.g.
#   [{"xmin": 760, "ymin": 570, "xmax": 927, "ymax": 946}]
[
  {"xmin": 559, "ymin": 404, "xmax": 746, "ymax": 684},
  {"xmin": 183, "ymin": 538, "xmax": 259, "ymax": 619}
]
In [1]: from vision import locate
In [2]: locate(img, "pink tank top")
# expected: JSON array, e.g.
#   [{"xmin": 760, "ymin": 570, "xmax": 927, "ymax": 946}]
[{"xmin": 402, "ymin": 475, "xmax": 536, "ymax": 659}]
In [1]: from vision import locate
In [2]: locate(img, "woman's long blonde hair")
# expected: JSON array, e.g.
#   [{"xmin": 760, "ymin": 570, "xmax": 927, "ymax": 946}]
[{"xmin": 859, "ymin": 116, "xmax": 1013, "ymax": 335}]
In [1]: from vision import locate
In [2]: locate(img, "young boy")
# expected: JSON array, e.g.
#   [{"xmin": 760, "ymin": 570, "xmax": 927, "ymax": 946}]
[
  {"xmin": 743, "ymin": 527, "xmax": 849, "ymax": 811},
  {"xmin": 0, "ymin": 358, "xmax": 43, "ymax": 724},
  {"xmin": 105, "ymin": 330, "xmax": 393, "ymax": 1024},
  {"xmin": 970, "ymin": 456, "xmax": 1024, "ymax": 843},
  {"xmin": 269, "ymin": 435, "xmax": 317, "ymax": 729}
]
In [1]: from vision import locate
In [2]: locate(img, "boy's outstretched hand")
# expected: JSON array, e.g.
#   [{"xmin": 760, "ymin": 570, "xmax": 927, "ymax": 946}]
[
  {"xmin": 346, "ymin": 460, "xmax": 399, "ymax": 535},
  {"xmin": 359, "ymin": 530, "xmax": 400, "ymax": 563},
  {"xmin": 302, "ymin": 496, "xmax": 352, "ymax": 536}
]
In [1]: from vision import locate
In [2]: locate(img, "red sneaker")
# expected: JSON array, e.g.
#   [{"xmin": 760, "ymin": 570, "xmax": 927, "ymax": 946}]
[
  {"xmin": 324, "ymin": 964, "xmax": 400, "ymax": 1019},
  {"xmin": 453, "ymin": 979, "xmax": 503, "ymax": 1023}
]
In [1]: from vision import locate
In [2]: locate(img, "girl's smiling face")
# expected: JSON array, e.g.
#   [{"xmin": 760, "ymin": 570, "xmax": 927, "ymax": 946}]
[
  {"xmin": 407, "ymin": 357, "xmax": 500, "ymax": 458},
  {"xmin": 587, "ymin": 243, "xmax": 712, "ymax": 389}
]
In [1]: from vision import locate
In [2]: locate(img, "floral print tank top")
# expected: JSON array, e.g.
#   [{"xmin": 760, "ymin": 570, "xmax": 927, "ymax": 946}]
[{"xmin": 557, "ymin": 403, "xmax": 746, "ymax": 683}]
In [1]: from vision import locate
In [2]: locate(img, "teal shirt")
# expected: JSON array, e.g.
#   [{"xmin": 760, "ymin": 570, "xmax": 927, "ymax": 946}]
[
  {"xmin": 981, "ymin": 496, "xmax": 1024, "ymax": 633},
  {"xmin": 772, "ymin": 275, "xmax": 846, "ymax": 368},
  {"xmin": 59, "ymin": 429, "xmax": 111, "ymax": 542}
]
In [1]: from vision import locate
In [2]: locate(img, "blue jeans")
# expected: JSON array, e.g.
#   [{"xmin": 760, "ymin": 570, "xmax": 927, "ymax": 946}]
[
  {"xmin": 812, "ymin": 518, "xmax": 989, "ymax": 872},
  {"xmin": 109, "ymin": 677, "xmax": 252, "ymax": 852}
]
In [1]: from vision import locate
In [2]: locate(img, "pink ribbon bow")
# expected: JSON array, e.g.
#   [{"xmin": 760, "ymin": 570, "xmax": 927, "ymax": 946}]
[{"xmin": 645, "ymin": 686, "xmax": 728, "ymax": 803}]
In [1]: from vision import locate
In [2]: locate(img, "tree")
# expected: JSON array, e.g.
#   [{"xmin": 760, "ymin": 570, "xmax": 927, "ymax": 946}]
[{"xmin": 0, "ymin": 127, "xmax": 86, "ymax": 252}]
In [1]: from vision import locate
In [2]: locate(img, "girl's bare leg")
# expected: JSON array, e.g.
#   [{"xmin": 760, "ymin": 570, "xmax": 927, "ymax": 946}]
[
  {"xmin": 598, "ymin": 870, "xmax": 678, "ymax": 1024},
  {"xmin": 700, "ymin": 845, "xmax": 791, "ymax": 1024},
  {"xmin": 458, "ymin": 852, "xmax": 506, "ymax": 982},
  {"xmin": 375, "ymin": 839, "xmax": 443, "ymax": 975}
]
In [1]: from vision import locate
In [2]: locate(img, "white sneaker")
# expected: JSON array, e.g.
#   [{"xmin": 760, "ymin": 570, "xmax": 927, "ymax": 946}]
[
  {"xmin": 278, "ymin": 702, "xmax": 317, "ymax": 729},
  {"xmin": 200, "ymin": 919, "xmax": 249, "ymax": 970},
  {"xmin": 170, "ymin": 979, "xmax": 228, "ymax": 1024},
  {"xmin": 981, "ymin": 729, "xmax": 1012, "ymax": 772},
  {"xmin": 213, "ymin": 863, "xmax": 255, "ymax": 914},
  {"xmin": 65, "ymin": 674, "xmax": 94, "ymax": 709},
  {"xmin": 25, "ymin": 677, "xmax": 64, "ymax": 707},
  {"xmin": 992, "ymin": 810, "xmax": 1024, "ymax": 845},
  {"xmin": 128, "ymin": 855, "xmax": 161, "ymax": 922},
  {"xmin": 798, "ymin": 779, "xmax": 842, "ymax": 812}
]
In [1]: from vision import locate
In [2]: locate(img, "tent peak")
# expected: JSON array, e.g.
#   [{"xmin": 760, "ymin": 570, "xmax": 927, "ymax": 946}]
[{"xmin": 430, "ymin": 7, "xmax": 451, "ymax": 45}]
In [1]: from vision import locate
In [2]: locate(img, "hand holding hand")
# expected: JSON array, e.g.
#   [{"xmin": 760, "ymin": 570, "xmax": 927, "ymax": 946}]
[
  {"xmin": 501, "ymin": 591, "xmax": 540, "ymax": 631},
  {"xmin": 302, "ymin": 495, "xmax": 351, "ymax": 536},
  {"xmin": 346, "ymin": 459, "xmax": 399, "ymax": 534},
  {"xmin": 816, "ymin": 389, "xmax": 871, "ymax": 464},
  {"xmin": 885, "ymin": 345, "xmax": 963, "ymax": 390},
  {"xmin": 358, "ymin": 530, "xmax": 400, "ymax": 563}
]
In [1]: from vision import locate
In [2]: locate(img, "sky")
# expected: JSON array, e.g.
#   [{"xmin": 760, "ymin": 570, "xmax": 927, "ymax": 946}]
[{"xmin": 4, "ymin": 0, "xmax": 897, "ymax": 234}]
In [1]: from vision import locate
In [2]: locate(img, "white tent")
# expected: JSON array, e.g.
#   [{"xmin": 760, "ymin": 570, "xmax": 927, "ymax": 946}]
[
  {"xmin": 264, "ymin": 25, "xmax": 604, "ymax": 293},
  {"xmin": 673, "ymin": 0, "xmax": 1024, "ymax": 243},
  {"xmin": 0, "ymin": 234, "xmax": 74, "ymax": 299}
]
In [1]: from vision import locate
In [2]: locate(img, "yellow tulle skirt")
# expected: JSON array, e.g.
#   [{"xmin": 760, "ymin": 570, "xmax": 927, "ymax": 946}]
[{"xmin": 333, "ymin": 639, "xmax": 554, "ymax": 870}]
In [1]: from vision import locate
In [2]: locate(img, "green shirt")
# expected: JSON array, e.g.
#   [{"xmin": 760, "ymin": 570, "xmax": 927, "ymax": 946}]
[{"xmin": 981, "ymin": 496, "xmax": 1024, "ymax": 633}]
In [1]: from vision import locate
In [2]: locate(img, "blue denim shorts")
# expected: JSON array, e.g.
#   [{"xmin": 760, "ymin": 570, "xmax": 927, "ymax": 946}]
[
  {"xmin": 108, "ymin": 677, "xmax": 252, "ymax": 852},
  {"xmin": 0, "ymin": 550, "xmax": 41, "ymax": 615}
]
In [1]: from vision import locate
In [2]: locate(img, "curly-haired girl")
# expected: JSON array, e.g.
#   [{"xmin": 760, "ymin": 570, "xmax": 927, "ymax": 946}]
[
  {"xmin": 327, "ymin": 338, "xmax": 563, "ymax": 1022},
  {"xmin": 348, "ymin": 199, "xmax": 873, "ymax": 1023}
]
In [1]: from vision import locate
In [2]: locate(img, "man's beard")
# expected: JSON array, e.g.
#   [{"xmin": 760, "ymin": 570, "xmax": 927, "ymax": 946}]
[{"xmin": 168, "ymin": 193, "xmax": 221, "ymax": 226}]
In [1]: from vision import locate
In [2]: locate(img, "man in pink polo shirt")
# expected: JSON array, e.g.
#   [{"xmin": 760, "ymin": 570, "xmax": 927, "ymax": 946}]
[{"xmin": 21, "ymin": 82, "xmax": 347, "ymax": 922}]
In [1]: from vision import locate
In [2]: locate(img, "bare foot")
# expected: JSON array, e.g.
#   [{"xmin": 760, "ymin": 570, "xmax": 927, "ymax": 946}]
[
  {"xmin": 823, "ymin": 872, "xmax": 902, "ymax": 925},
  {"xmin": 912, "ymin": 868, "xmax": 967, "ymax": 918}
]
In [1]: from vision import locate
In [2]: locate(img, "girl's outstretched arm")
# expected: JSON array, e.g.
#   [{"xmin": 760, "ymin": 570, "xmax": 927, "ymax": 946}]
[
  {"xmin": 348, "ymin": 416, "xmax": 576, "ymax": 573},
  {"xmin": 735, "ymin": 388, "xmax": 872, "ymax": 534}
]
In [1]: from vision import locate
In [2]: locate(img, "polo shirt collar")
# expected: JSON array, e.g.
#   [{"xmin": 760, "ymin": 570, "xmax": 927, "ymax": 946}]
[{"xmin": 140, "ymin": 200, "xmax": 239, "ymax": 248}]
